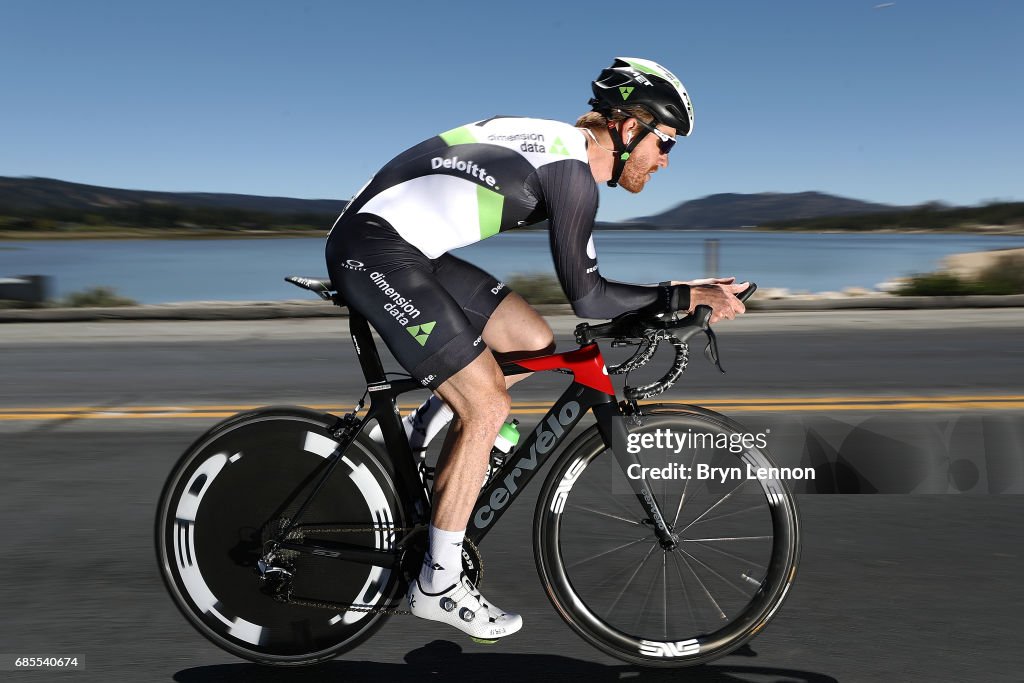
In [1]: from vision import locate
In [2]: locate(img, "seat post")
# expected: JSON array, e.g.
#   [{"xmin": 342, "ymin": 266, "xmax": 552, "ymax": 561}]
[{"xmin": 346, "ymin": 309, "xmax": 388, "ymax": 384}]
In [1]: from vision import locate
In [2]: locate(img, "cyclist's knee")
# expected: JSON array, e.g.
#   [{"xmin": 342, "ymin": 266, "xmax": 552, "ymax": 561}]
[
  {"xmin": 531, "ymin": 330, "xmax": 556, "ymax": 355},
  {"xmin": 457, "ymin": 387, "xmax": 511, "ymax": 435},
  {"xmin": 516, "ymin": 321, "xmax": 555, "ymax": 354},
  {"xmin": 485, "ymin": 292, "xmax": 555, "ymax": 355},
  {"xmin": 437, "ymin": 354, "xmax": 510, "ymax": 431}
]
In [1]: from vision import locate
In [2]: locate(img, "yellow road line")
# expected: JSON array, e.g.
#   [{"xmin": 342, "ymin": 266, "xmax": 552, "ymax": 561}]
[
  {"xmin": 680, "ymin": 394, "xmax": 1024, "ymax": 405},
  {"xmin": 1, "ymin": 395, "xmax": 1022, "ymax": 421},
  {"xmin": 3, "ymin": 394, "xmax": 1022, "ymax": 414}
]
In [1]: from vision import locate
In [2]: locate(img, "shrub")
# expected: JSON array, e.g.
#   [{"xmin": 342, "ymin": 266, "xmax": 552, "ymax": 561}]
[
  {"xmin": 896, "ymin": 254, "xmax": 1024, "ymax": 296},
  {"xmin": 61, "ymin": 286, "xmax": 138, "ymax": 307},
  {"xmin": 896, "ymin": 272, "xmax": 974, "ymax": 296},
  {"xmin": 973, "ymin": 254, "xmax": 1024, "ymax": 294},
  {"xmin": 506, "ymin": 273, "xmax": 568, "ymax": 305}
]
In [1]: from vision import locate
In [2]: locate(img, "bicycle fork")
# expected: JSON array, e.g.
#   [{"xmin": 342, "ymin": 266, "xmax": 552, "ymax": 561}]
[{"xmin": 594, "ymin": 402, "xmax": 679, "ymax": 550}]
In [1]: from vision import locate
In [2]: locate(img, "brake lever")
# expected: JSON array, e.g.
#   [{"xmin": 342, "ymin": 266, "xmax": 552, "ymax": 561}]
[
  {"xmin": 693, "ymin": 304, "xmax": 726, "ymax": 374},
  {"xmin": 704, "ymin": 327, "xmax": 725, "ymax": 374}
]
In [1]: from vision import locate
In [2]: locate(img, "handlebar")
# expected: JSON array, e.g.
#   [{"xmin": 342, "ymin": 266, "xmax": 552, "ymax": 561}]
[{"xmin": 574, "ymin": 283, "xmax": 757, "ymax": 400}]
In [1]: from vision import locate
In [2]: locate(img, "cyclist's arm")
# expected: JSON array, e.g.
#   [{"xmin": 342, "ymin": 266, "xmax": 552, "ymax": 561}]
[{"xmin": 529, "ymin": 160, "xmax": 689, "ymax": 319}]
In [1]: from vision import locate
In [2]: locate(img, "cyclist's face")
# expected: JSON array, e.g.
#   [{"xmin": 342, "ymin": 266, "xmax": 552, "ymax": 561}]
[{"xmin": 618, "ymin": 122, "xmax": 675, "ymax": 194}]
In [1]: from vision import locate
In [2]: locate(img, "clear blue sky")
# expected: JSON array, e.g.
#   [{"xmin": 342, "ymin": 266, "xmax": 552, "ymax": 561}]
[{"xmin": 2, "ymin": 0, "xmax": 1021, "ymax": 221}]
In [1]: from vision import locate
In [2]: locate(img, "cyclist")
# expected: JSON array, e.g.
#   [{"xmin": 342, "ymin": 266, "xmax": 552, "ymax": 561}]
[{"xmin": 325, "ymin": 57, "xmax": 748, "ymax": 641}]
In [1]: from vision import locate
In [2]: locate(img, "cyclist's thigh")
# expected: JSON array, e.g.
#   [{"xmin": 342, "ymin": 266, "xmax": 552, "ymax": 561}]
[
  {"xmin": 431, "ymin": 253, "xmax": 511, "ymax": 332},
  {"xmin": 326, "ymin": 215, "xmax": 488, "ymax": 390},
  {"xmin": 433, "ymin": 254, "xmax": 553, "ymax": 355}
]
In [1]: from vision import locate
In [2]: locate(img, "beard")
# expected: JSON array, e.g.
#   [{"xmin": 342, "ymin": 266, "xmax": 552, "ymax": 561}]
[{"xmin": 617, "ymin": 149, "xmax": 657, "ymax": 193}]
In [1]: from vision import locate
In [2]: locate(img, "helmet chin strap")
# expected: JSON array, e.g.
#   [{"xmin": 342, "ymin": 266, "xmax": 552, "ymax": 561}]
[{"xmin": 606, "ymin": 121, "xmax": 649, "ymax": 188}]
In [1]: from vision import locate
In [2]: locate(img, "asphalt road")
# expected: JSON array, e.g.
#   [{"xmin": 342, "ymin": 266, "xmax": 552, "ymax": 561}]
[
  {"xmin": 1, "ymin": 310, "xmax": 1022, "ymax": 682},
  {"xmin": 3, "ymin": 308, "xmax": 1024, "ymax": 408}
]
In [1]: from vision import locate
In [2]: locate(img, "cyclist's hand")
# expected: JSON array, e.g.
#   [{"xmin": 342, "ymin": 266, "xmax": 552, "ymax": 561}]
[
  {"xmin": 681, "ymin": 281, "xmax": 749, "ymax": 323},
  {"xmin": 675, "ymin": 276, "xmax": 736, "ymax": 287}
]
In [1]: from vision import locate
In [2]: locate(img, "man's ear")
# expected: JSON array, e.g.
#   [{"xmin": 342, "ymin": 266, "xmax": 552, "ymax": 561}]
[{"xmin": 620, "ymin": 118, "xmax": 639, "ymax": 144}]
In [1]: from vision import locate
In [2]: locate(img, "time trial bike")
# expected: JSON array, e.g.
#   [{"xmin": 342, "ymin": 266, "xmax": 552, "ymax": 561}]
[{"xmin": 155, "ymin": 276, "xmax": 800, "ymax": 668}]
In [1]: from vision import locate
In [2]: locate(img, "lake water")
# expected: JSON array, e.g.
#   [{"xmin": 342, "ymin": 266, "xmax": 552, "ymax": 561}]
[{"xmin": 3, "ymin": 231, "xmax": 1024, "ymax": 304}]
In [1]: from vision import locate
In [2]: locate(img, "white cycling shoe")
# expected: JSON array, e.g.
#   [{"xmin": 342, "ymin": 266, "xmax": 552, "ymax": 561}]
[{"xmin": 408, "ymin": 573, "xmax": 523, "ymax": 642}]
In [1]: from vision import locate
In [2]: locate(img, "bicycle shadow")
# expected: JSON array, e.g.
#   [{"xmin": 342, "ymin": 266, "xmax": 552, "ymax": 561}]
[{"xmin": 172, "ymin": 640, "xmax": 838, "ymax": 682}]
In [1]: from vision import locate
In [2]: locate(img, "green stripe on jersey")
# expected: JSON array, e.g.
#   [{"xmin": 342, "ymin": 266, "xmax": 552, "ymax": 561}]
[
  {"xmin": 477, "ymin": 186, "xmax": 504, "ymax": 239},
  {"xmin": 439, "ymin": 126, "xmax": 476, "ymax": 146}
]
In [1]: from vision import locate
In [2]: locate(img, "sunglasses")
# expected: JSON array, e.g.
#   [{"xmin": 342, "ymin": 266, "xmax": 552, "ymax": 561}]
[{"xmin": 633, "ymin": 118, "xmax": 676, "ymax": 155}]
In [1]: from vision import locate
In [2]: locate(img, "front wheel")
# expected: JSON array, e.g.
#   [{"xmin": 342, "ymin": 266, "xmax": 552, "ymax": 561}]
[
  {"xmin": 155, "ymin": 406, "xmax": 407, "ymax": 665},
  {"xmin": 534, "ymin": 405, "xmax": 800, "ymax": 667}
]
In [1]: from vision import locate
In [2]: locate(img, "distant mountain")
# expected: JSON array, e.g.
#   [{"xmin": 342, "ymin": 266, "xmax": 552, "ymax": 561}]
[
  {"xmin": 2, "ymin": 178, "xmax": 906, "ymax": 231},
  {"xmin": 632, "ymin": 192, "xmax": 903, "ymax": 229},
  {"xmin": 0, "ymin": 177, "xmax": 347, "ymax": 215}
]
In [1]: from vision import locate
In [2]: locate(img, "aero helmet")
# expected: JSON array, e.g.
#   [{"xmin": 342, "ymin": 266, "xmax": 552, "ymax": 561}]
[
  {"xmin": 589, "ymin": 57, "xmax": 694, "ymax": 187},
  {"xmin": 590, "ymin": 57, "xmax": 694, "ymax": 135}
]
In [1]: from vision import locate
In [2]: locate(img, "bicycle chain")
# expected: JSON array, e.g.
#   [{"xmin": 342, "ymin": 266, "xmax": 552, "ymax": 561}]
[
  {"xmin": 278, "ymin": 595, "xmax": 413, "ymax": 616},
  {"xmin": 271, "ymin": 526, "xmax": 485, "ymax": 618}
]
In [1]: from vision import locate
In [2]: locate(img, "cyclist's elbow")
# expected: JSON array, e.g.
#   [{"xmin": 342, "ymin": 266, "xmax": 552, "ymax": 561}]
[
  {"xmin": 570, "ymin": 285, "xmax": 620, "ymax": 320},
  {"xmin": 571, "ymin": 299, "xmax": 606, "ymax": 320}
]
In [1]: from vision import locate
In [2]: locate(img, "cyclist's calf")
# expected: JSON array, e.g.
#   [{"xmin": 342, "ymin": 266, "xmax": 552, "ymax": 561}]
[
  {"xmin": 444, "ymin": 368, "xmax": 512, "ymax": 445},
  {"xmin": 432, "ymin": 352, "xmax": 512, "ymax": 530}
]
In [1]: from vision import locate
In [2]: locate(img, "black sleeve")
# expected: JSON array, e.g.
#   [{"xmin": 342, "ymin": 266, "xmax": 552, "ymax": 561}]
[{"xmin": 529, "ymin": 159, "xmax": 688, "ymax": 319}]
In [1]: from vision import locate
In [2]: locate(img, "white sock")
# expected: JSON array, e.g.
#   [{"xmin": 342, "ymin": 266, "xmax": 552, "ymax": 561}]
[
  {"xmin": 367, "ymin": 395, "xmax": 454, "ymax": 452},
  {"xmin": 419, "ymin": 524, "xmax": 465, "ymax": 594},
  {"xmin": 407, "ymin": 395, "xmax": 454, "ymax": 452}
]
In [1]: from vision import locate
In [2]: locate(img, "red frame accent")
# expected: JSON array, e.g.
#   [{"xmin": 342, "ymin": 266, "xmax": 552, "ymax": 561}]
[{"xmin": 514, "ymin": 343, "xmax": 614, "ymax": 395}]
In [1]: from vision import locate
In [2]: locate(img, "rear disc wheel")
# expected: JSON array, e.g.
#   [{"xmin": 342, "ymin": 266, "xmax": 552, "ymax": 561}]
[{"xmin": 155, "ymin": 407, "xmax": 406, "ymax": 665}]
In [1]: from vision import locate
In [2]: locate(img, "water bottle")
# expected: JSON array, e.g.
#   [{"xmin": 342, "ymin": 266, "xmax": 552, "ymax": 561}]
[
  {"xmin": 492, "ymin": 419, "xmax": 520, "ymax": 455},
  {"xmin": 483, "ymin": 419, "xmax": 520, "ymax": 488}
]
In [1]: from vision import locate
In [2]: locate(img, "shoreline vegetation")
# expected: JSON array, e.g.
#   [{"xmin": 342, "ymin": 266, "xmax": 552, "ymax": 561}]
[
  {"xmin": 3, "ymin": 177, "xmax": 1021, "ymax": 239},
  {"xmin": 5, "ymin": 229, "xmax": 1024, "ymax": 241},
  {"xmin": 897, "ymin": 249, "xmax": 1024, "ymax": 296},
  {"xmin": 0, "ymin": 227, "xmax": 329, "ymax": 240},
  {"xmin": 510, "ymin": 251, "xmax": 1024, "ymax": 303},
  {"xmin": 1, "ymin": 200, "xmax": 1022, "ymax": 241},
  {"xmin": 758, "ymin": 202, "xmax": 1024, "ymax": 233},
  {"xmin": 5, "ymin": 250, "xmax": 1022, "ymax": 311},
  {"xmin": 2, "ymin": 224, "xmax": 1023, "ymax": 241}
]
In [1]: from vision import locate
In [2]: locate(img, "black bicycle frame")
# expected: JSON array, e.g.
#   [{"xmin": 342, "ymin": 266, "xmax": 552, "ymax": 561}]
[{"xmin": 273, "ymin": 307, "xmax": 676, "ymax": 566}]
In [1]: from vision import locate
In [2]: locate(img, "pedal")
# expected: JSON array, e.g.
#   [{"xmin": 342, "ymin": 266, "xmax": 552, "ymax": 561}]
[{"xmin": 470, "ymin": 637, "xmax": 499, "ymax": 645}]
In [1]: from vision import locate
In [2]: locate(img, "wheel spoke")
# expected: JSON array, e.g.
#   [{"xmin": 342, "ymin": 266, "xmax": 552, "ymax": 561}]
[
  {"xmin": 682, "ymin": 536, "xmax": 769, "ymax": 569},
  {"xmin": 662, "ymin": 552, "xmax": 668, "ymax": 640},
  {"xmin": 568, "ymin": 504, "xmax": 642, "ymax": 527},
  {"xmin": 679, "ymin": 479, "xmax": 752, "ymax": 534},
  {"xmin": 567, "ymin": 527, "xmax": 653, "ymax": 543},
  {"xmin": 670, "ymin": 551, "xmax": 698, "ymax": 633},
  {"xmin": 671, "ymin": 447, "xmax": 702, "ymax": 528},
  {"xmin": 591, "ymin": 551, "xmax": 656, "ymax": 589},
  {"xmin": 676, "ymin": 549, "xmax": 727, "ymax": 620},
  {"xmin": 565, "ymin": 535, "xmax": 652, "ymax": 570},
  {"xmin": 683, "ymin": 535, "xmax": 771, "ymax": 542},
  {"xmin": 605, "ymin": 540, "xmax": 659, "ymax": 619},
  {"xmin": 677, "ymin": 546, "xmax": 757, "ymax": 600},
  {"xmin": 689, "ymin": 501, "xmax": 769, "ymax": 527},
  {"xmin": 582, "ymin": 464, "xmax": 649, "ymax": 521},
  {"xmin": 635, "ymin": 552, "xmax": 664, "ymax": 633}
]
